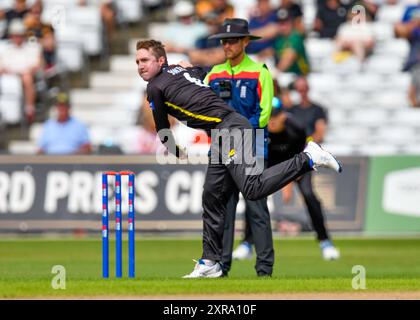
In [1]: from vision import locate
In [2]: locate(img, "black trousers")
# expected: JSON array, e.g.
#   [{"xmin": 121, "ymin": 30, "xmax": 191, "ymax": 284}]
[
  {"xmin": 201, "ymin": 112, "xmax": 312, "ymax": 262},
  {"xmin": 296, "ymin": 171, "xmax": 329, "ymax": 241},
  {"xmin": 221, "ymin": 160, "xmax": 274, "ymax": 276},
  {"xmin": 242, "ymin": 171, "xmax": 330, "ymax": 242}
]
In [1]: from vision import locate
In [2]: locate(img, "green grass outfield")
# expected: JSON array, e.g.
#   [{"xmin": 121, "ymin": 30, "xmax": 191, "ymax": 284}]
[{"xmin": 1, "ymin": 238, "xmax": 420, "ymax": 298}]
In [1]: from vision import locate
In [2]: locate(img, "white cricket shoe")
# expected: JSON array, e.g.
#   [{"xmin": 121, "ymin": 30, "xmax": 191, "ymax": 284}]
[
  {"xmin": 304, "ymin": 141, "xmax": 342, "ymax": 173},
  {"xmin": 232, "ymin": 242, "xmax": 253, "ymax": 260},
  {"xmin": 182, "ymin": 259, "xmax": 223, "ymax": 278},
  {"xmin": 320, "ymin": 240, "xmax": 340, "ymax": 261}
]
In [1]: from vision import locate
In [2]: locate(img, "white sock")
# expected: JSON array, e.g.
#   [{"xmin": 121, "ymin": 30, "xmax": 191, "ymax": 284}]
[{"xmin": 202, "ymin": 259, "xmax": 215, "ymax": 266}]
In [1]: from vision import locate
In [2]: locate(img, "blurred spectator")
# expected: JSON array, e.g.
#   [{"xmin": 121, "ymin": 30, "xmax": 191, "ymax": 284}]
[
  {"xmin": 37, "ymin": 93, "xmax": 91, "ymax": 155},
  {"xmin": 394, "ymin": 5, "xmax": 420, "ymax": 106},
  {"xmin": 289, "ymin": 77, "xmax": 327, "ymax": 143},
  {"xmin": 196, "ymin": 0, "xmax": 234, "ymax": 24},
  {"xmin": 409, "ymin": 67, "xmax": 420, "ymax": 107},
  {"xmin": 274, "ymin": 10, "xmax": 310, "ymax": 76},
  {"xmin": 335, "ymin": 9, "xmax": 375, "ymax": 68},
  {"xmin": 326, "ymin": 0, "xmax": 378, "ymax": 21},
  {"xmin": 279, "ymin": 86, "xmax": 294, "ymax": 109},
  {"xmin": 160, "ymin": 1, "xmax": 207, "ymax": 54},
  {"xmin": 0, "ymin": 19, "xmax": 43, "ymax": 123},
  {"xmin": 268, "ymin": 90, "xmax": 339, "ymax": 259},
  {"xmin": 100, "ymin": 0, "xmax": 118, "ymax": 41},
  {"xmin": 24, "ymin": 0, "xmax": 56, "ymax": 72},
  {"xmin": 314, "ymin": 0, "xmax": 348, "ymax": 38},
  {"xmin": 395, "ymin": 5, "xmax": 420, "ymax": 71},
  {"xmin": 195, "ymin": 12, "xmax": 222, "ymax": 50},
  {"xmin": 267, "ymin": 101, "xmax": 308, "ymax": 235},
  {"xmin": 246, "ymin": 0, "xmax": 278, "ymax": 57},
  {"xmin": 142, "ymin": 0, "xmax": 167, "ymax": 13},
  {"xmin": 276, "ymin": 0, "xmax": 304, "ymax": 34},
  {"xmin": 287, "ymin": 76, "xmax": 339, "ymax": 260},
  {"xmin": 78, "ymin": 0, "xmax": 118, "ymax": 43},
  {"xmin": 268, "ymin": 103, "xmax": 307, "ymax": 169},
  {"xmin": 0, "ymin": 0, "xmax": 29, "ymax": 39},
  {"xmin": 189, "ymin": 11, "xmax": 225, "ymax": 68},
  {"xmin": 355, "ymin": 0, "xmax": 379, "ymax": 21}
]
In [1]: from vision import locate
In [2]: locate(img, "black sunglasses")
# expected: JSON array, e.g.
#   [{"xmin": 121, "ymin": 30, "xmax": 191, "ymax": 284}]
[{"xmin": 220, "ymin": 38, "xmax": 243, "ymax": 45}]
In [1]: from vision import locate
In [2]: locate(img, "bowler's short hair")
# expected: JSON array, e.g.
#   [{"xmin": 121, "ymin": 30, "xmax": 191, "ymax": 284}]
[{"xmin": 136, "ymin": 39, "xmax": 167, "ymax": 63}]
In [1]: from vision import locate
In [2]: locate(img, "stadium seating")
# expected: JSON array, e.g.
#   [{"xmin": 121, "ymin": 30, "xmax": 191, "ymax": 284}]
[
  {"xmin": 376, "ymin": 4, "xmax": 406, "ymax": 24},
  {"xmin": 374, "ymin": 126, "xmax": 416, "ymax": 144},
  {"xmin": 325, "ymin": 127, "xmax": 372, "ymax": 144},
  {"xmin": 54, "ymin": 26, "xmax": 86, "ymax": 72},
  {"xmin": 116, "ymin": 0, "xmax": 144, "ymax": 23},
  {"xmin": 231, "ymin": 0, "xmax": 255, "ymax": 20},
  {"xmin": 0, "ymin": 74, "xmax": 23, "ymax": 125},
  {"xmin": 66, "ymin": 6, "xmax": 103, "ymax": 56},
  {"xmin": 376, "ymin": 39, "xmax": 409, "ymax": 58},
  {"xmin": 302, "ymin": 1, "xmax": 418, "ymax": 155},
  {"xmin": 365, "ymin": 56, "xmax": 404, "ymax": 74},
  {"xmin": 401, "ymin": 144, "xmax": 420, "ymax": 154},
  {"xmin": 393, "ymin": 109, "xmax": 420, "ymax": 125},
  {"xmin": 7, "ymin": 140, "xmax": 38, "ymax": 154},
  {"xmin": 2, "ymin": 0, "xmax": 419, "ymax": 156},
  {"xmin": 357, "ymin": 143, "xmax": 399, "ymax": 156},
  {"xmin": 321, "ymin": 143, "xmax": 355, "ymax": 156}
]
